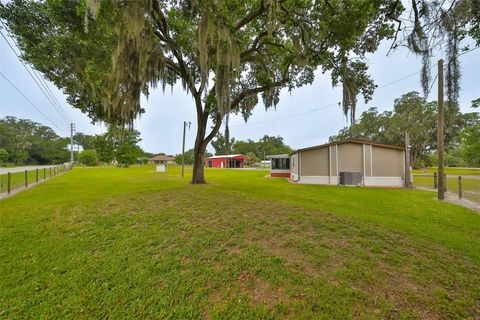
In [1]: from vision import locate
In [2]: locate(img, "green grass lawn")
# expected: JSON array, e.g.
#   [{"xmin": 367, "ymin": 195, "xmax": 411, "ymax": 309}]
[
  {"xmin": 1, "ymin": 166, "xmax": 479, "ymax": 319},
  {"xmin": 412, "ymin": 167, "xmax": 480, "ymax": 176}
]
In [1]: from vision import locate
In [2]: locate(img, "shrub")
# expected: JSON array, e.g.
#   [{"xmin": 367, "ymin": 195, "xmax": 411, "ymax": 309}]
[
  {"xmin": 0, "ymin": 148, "xmax": 8, "ymax": 164},
  {"xmin": 79, "ymin": 149, "xmax": 98, "ymax": 166}
]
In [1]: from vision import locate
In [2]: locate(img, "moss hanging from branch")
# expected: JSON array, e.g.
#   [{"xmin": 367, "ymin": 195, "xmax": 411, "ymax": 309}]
[
  {"xmin": 402, "ymin": 0, "xmax": 474, "ymax": 105},
  {"xmin": 85, "ymin": 0, "xmax": 169, "ymax": 128},
  {"xmin": 196, "ymin": 2, "xmax": 240, "ymax": 117},
  {"xmin": 331, "ymin": 57, "xmax": 376, "ymax": 125}
]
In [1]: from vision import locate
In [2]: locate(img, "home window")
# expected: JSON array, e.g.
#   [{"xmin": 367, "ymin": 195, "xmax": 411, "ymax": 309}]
[{"xmin": 272, "ymin": 158, "xmax": 290, "ymax": 170}]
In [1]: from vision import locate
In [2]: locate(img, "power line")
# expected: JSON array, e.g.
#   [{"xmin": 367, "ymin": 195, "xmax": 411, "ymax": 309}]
[
  {"xmin": 31, "ymin": 66, "xmax": 72, "ymax": 122},
  {"xmin": 423, "ymin": 47, "xmax": 478, "ymax": 98},
  {"xmin": 230, "ymin": 70, "xmax": 421, "ymax": 128},
  {"xmin": 426, "ymin": 73, "xmax": 439, "ymax": 97},
  {"xmin": 231, "ymin": 45, "xmax": 479, "ymax": 128},
  {"xmin": 0, "ymin": 29, "xmax": 71, "ymax": 123},
  {"xmin": 0, "ymin": 71, "xmax": 67, "ymax": 134},
  {"xmin": 376, "ymin": 71, "xmax": 421, "ymax": 89},
  {"xmin": 230, "ymin": 102, "xmax": 339, "ymax": 127},
  {"xmin": 458, "ymin": 46, "xmax": 479, "ymax": 57},
  {"xmin": 0, "ymin": 25, "xmax": 72, "ymax": 124}
]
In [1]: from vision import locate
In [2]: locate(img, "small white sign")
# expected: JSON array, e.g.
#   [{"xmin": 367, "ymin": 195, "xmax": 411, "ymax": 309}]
[{"xmin": 156, "ymin": 164, "xmax": 166, "ymax": 172}]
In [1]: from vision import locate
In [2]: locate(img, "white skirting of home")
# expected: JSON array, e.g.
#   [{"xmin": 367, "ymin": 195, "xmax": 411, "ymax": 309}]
[
  {"xmin": 298, "ymin": 176, "xmax": 333, "ymax": 185},
  {"xmin": 364, "ymin": 177, "xmax": 404, "ymax": 187},
  {"xmin": 296, "ymin": 175, "xmax": 403, "ymax": 187}
]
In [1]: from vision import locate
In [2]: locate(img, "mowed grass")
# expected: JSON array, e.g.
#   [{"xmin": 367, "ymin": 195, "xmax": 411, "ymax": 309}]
[
  {"xmin": 412, "ymin": 167, "xmax": 480, "ymax": 176},
  {"xmin": 1, "ymin": 166, "xmax": 480, "ymax": 319}
]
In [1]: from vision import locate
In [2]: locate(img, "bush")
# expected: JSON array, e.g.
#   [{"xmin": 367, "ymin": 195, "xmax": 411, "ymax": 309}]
[
  {"xmin": 246, "ymin": 152, "xmax": 260, "ymax": 165},
  {"xmin": 139, "ymin": 156, "xmax": 150, "ymax": 165},
  {"xmin": 79, "ymin": 149, "xmax": 98, "ymax": 166},
  {"xmin": 0, "ymin": 148, "xmax": 8, "ymax": 164},
  {"xmin": 116, "ymin": 144, "xmax": 141, "ymax": 167}
]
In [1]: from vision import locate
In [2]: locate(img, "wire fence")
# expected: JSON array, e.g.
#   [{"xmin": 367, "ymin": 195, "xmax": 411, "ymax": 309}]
[
  {"xmin": 413, "ymin": 173, "xmax": 480, "ymax": 204},
  {"xmin": 0, "ymin": 164, "xmax": 73, "ymax": 194}
]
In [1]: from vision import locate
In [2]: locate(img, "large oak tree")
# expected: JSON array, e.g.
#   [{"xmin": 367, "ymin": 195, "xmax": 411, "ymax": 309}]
[{"xmin": 1, "ymin": 0, "xmax": 402, "ymax": 183}]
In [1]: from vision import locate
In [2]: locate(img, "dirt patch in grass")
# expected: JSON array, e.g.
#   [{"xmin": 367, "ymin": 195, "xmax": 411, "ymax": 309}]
[{"xmin": 237, "ymin": 271, "xmax": 285, "ymax": 307}]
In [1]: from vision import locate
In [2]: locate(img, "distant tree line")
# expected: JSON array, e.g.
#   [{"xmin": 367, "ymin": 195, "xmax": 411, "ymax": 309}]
[
  {"xmin": 329, "ymin": 91, "xmax": 480, "ymax": 167},
  {"xmin": 0, "ymin": 116, "xmax": 154, "ymax": 167},
  {"xmin": 174, "ymin": 149, "xmax": 212, "ymax": 166},
  {"xmin": 74, "ymin": 127, "xmax": 150, "ymax": 167},
  {"xmin": 0, "ymin": 116, "xmax": 70, "ymax": 165}
]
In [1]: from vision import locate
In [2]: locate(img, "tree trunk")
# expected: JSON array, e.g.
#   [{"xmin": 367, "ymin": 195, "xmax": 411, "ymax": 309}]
[
  {"xmin": 191, "ymin": 144, "xmax": 206, "ymax": 183},
  {"xmin": 190, "ymin": 99, "xmax": 222, "ymax": 184},
  {"xmin": 191, "ymin": 114, "xmax": 208, "ymax": 184}
]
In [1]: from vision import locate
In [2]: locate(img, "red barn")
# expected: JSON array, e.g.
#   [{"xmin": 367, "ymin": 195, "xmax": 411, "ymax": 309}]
[{"xmin": 205, "ymin": 154, "xmax": 249, "ymax": 168}]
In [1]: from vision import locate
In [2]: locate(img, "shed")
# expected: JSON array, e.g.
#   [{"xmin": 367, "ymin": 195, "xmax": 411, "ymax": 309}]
[
  {"xmin": 150, "ymin": 155, "xmax": 176, "ymax": 165},
  {"xmin": 274, "ymin": 139, "xmax": 407, "ymax": 187},
  {"xmin": 205, "ymin": 154, "xmax": 249, "ymax": 168}
]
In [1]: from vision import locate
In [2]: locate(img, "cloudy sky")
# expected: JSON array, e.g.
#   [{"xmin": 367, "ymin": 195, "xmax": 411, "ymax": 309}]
[{"xmin": 1, "ymin": 27, "xmax": 479, "ymax": 155}]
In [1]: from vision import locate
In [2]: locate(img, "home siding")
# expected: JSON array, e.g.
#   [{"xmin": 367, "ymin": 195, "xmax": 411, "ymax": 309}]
[
  {"xmin": 300, "ymin": 147, "xmax": 329, "ymax": 176},
  {"xmin": 364, "ymin": 144, "xmax": 372, "ymax": 176},
  {"xmin": 290, "ymin": 153, "xmax": 298, "ymax": 179},
  {"xmin": 372, "ymin": 146, "xmax": 404, "ymax": 177},
  {"xmin": 337, "ymin": 143, "xmax": 363, "ymax": 173},
  {"xmin": 330, "ymin": 145, "xmax": 338, "ymax": 176}
]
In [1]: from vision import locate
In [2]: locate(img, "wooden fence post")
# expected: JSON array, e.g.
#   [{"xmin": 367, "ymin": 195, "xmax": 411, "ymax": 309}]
[
  {"xmin": 44, "ymin": 168, "xmax": 46, "ymax": 179},
  {"xmin": 434, "ymin": 172, "xmax": 437, "ymax": 189},
  {"xmin": 7, "ymin": 172, "xmax": 11, "ymax": 194},
  {"xmin": 50, "ymin": 167, "xmax": 52, "ymax": 177},
  {"xmin": 25, "ymin": 170, "xmax": 28, "ymax": 188},
  {"xmin": 36, "ymin": 168, "xmax": 39, "ymax": 183},
  {"xmin": 458, "ymin": 176, "xmax": 462, "ymax": 199}
]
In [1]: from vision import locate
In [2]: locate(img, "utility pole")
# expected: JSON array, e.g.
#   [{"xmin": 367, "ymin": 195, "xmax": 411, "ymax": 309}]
[
  {"xmin": 225, "ymin": 114, "xmax": 230, "ymax": 154},
  {"xmin": 437, "ymin": 59, "xmax": 445, "ymax": 200},
  {"xmin": 181, "ymin": 121, "xmax": 191, "ymax": 178},
  {"xmin": 70, "ymin": 123, "xmax": 75, "ymax": 165},
  {"xmin": 404, "ymin": 131, "xmax": 411, "ymax": 188}
]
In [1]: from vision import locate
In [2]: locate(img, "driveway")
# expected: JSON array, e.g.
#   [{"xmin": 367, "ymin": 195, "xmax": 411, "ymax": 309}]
[{"xmin": 0, "ymin": 165, "xmax": 61, "ymax": 174}]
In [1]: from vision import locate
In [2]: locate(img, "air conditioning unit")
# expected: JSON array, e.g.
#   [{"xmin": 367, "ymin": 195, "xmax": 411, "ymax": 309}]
[{"xmin": 339, "ymin": 172, "xmax": 363, "ymax": 186}]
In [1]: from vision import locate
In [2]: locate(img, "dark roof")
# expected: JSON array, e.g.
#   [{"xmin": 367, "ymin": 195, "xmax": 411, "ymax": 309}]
[
  {"xmin": 292, "ymin": 139, "xmax": 405, "ymax": 154},
  {"xmin": 151, "ymin": 155, "xmax": 175, "ymax": 161}
]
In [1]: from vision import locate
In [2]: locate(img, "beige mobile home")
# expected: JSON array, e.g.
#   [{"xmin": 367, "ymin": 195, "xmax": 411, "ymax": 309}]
[{"xmin": 288, "ymin": 140, "xmax": 407, "ymax": 187}]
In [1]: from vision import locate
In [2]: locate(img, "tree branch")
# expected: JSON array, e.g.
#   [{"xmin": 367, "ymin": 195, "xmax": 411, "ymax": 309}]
[
  {"xmin": 204, "ymin": 114, "xmax": 223, "ymax": 145},
  {"xmin": 230, "ymin": 74, "xmax": 290, "ymax": 111},
  {"xmin": 151, "ymin": 0, "xmax": 198, "ymax": 97},
  {"xmin": 240, "ymin": 31, "xmax": 268, "ymax": 59},
  {"xmin": 235, "ymin": 1, "xmax": 267, "ymax": 30}
]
